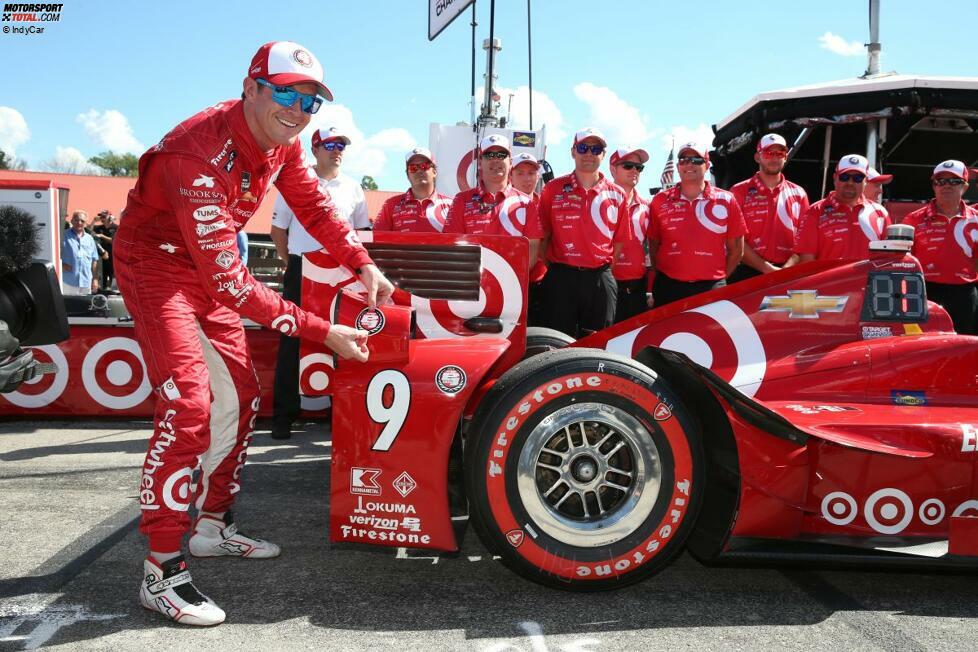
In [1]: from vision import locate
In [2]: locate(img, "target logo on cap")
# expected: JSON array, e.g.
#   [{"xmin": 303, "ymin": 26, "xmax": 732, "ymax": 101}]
[
  {"xmin": 356, "ymin": 308, "xmax": 386, "ymax": 335},
  {"xmin": 435, "ymin": 365, "xmax": 467, "ymax": 394}
]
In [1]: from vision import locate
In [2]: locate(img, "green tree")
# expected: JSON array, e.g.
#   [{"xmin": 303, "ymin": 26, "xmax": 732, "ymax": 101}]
[
  {"xmin": 0, "ymin": 150, "xmax": 27, "ymax": 171},
  {"xmin": 0, "ymin": 150, "xmax": 9, "ymax": 170},
  {"xmin": 88, "ymin": 151, "xmax": 140, "ymax": 177},
  {"xmin": 361, "ymin": 175, "xmax": 378, "ymax": 191}
]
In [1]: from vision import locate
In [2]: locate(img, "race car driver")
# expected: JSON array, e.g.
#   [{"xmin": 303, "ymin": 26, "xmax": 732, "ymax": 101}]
[
  {"xmin": 729, "ymin": 134, "xmax": 809, "ymax": 282},
  {"xmin": 373, "ymin": 147, "xmax": 453, "ymax": 232},
  {"xmin": 901, "ymin": 160, "xmax": 978, "ymax": 334},
  {"xmin": 794, "ymin": 154, "xmax": 891, "ymax": 263},
  {"xmin": 115, "ymin": 41, "xmax": 393, "ymax": 626}
]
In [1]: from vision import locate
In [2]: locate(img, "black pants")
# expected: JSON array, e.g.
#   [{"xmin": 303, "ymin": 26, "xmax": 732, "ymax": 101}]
[
  {"xmin": 615, "ymin": 276, "xmax": 648, "ymax": 323},
  {"xmin": 652, "ymin": 271, "xmax": 725, "ymax": 308},
  {"xmin": 727, "ymin": 263, "xmax": 761, "ymax": 285},
  {"xmin": 927, "ymin": 281, "xmax": 978, "ymax": 335},
  {"xmin": 272, "ymin": 254, "xmax": 303, "ymax": 426},
  {"xmin": 541, "ymin": 263, "xmax": 617, "ymax": 338},
  {"xmin": 100, "ymin": 255, "xmax": 114, "ymax": 289},
  {"xmin": 527, "ymin": 280, "xmax": 546, "ymax": 327}
]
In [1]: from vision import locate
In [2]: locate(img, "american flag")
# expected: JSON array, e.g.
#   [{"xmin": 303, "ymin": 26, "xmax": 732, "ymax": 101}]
[{"xmin": 660, "ymin": 143, "xmax": 676, "ymax": 188}]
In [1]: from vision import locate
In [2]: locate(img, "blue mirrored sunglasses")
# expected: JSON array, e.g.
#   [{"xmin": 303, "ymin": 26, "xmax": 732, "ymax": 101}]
[
  {"xmin": 321, "ymin": 142, "xmax": 346, "ymax": 151},
  {"xmin": 255, "ymin": 78, "xmax": 323, "ymax": 114},
  {"xmin": 575, "ymin": 143, "xmax": 605, "ymax": 155}
]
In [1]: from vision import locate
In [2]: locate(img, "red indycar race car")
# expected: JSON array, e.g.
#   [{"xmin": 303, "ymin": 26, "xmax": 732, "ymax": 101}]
[{"xmin": 299, "ymin": 226, "xmax": 978, "ymax": 591}]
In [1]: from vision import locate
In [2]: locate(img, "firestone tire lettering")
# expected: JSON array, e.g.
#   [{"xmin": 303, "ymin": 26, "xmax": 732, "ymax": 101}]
[{"xmin": 465, "ymin": 348, "xmax": 703, "ymax": 590}]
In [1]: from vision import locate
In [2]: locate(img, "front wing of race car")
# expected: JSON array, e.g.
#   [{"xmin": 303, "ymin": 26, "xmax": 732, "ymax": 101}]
[{"xmin": 641, "ymin": 347, "xmax": 978, "ymax": 567}]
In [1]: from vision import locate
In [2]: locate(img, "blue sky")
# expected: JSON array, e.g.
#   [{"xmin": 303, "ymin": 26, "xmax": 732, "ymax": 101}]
[{"xmin": 1, "ymin": 1, "xmax": 976, "ymax": 191}]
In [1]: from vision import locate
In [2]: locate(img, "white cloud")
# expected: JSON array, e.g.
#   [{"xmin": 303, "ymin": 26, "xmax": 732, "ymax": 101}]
[
  {"xmin": 0, "ymin": 106, "xmax": 30, "ymax": 158},
  {"xmin": 300, "ymin": 104, "xmax": 418, "ymax": 182},
  {"xmin": 42, "ymin": 146, "xmax": 106, "ymax": 175},
  {"xmin": 818, "ymin": 31, "xmax": 864, "ymax": 57},
  {"xmin": 75, "ymin": 109, "xmax": 144, "ymax": 154},
  {"xmin": 573, "ymin": 82, "xmax": 652, "ymax": 147},
  {"xmin": 661, "ymin": 124, "xmax": 715, "ymax": 154},
  {"xmin": 475, "ymin": 85, "xmax": 567, "ymax": 144}
]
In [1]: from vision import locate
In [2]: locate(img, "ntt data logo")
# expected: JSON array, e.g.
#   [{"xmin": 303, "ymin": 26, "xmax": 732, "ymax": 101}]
[{"xmin": 2, "ymin": 3, "xmax": 62, "ymax": 34}]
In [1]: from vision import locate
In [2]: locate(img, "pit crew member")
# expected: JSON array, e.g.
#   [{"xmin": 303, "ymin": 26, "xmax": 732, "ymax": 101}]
[
  {"xmin": 608, "ymin": 146, "xmax": 651, "ymax": 322},
  {"xmin": 373, "ymin": 148, "xmax": 453, "ymax": 233}
]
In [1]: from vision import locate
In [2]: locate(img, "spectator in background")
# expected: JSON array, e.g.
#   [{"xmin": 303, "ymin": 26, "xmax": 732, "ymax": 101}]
[
  {"xmin": 901, "ymin": 160, "xmax": 978, "ymax": 334},
  {"xmin": 794, "ymin": 155, "xmax": 891, "ymax": 263},
  {"xmin": 537, "ymin": 127, "xmax": 625, "ymax": 337},
  {"xmin": 61, "ymin": 210, "xmax": 99, "ymax": 295},
  {"xmin": 729, "ymin": 134, "xmax": 809, "ymax": 282},
  {"xmin": 865, "ymin": 167, "xmax": 893, "ymax": 203},
  {"xmin": 608, "ymin": 146, "xmax": 651, "ymax": 322},
  {"xmin": 93, "ymin": 210, "xmax": 118, "ymax": 290},
  {"xmin": 645, "ymin": 143, "xmax": 746, "ymax": 307},
  {"xmin": 373, "ymin": 147, "xmax": 452, "ymax": 232},
  {"xmin": 269, "ymin": 126, "xmax": 369, "ymax": 440}
]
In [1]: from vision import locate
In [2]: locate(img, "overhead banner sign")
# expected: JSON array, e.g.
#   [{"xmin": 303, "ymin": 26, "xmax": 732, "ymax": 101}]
[
  {"xmin": 429, "ymin": 123, "xmax": 547, "ymax": 197},
  {"xmin": 428, "ymin": 0, "xmax": 474, "ymax": 41}
]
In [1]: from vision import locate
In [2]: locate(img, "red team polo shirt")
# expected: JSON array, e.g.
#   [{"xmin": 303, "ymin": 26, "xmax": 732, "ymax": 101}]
[
  {"xmin": 539, "ymin": 173, "xmax": 626, "ymax": 269},
  {"xmin": 730, "ymin": 173, "xmax": 809, "ymax": 265},
  {"xmin": 612, "ymin": 193, "xmax": 650, "ymax": 281},
  {"xmin": 644, "ymin": 183, "xmax": 747, "ymax": 281},
  {"xmin": 902, "ymin": 200, "xmax": 978, "ymax": 284},
  {"xmin": 443, "ymin": 185, "xmax": 543, "ymax": 238},
  {"xmin": 373, "ymin": 189, "xmax": 453, "ymax": 233},
  {"xmin": 793, "ymin": 192, "xmax": 891, "ymax": 261}
]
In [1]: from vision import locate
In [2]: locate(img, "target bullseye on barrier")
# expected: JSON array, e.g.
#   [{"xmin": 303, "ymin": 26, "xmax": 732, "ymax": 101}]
[
  {"xmin": 300, "ymin": 353, "xmax": 335, "ymax": 394},
  {"xmin": 1, "ymin": 345, "xmax": 69, "ymax": 408},
  {"xmin": 82, "ymin": 337, "xmax": 152, "ymax": 410}
]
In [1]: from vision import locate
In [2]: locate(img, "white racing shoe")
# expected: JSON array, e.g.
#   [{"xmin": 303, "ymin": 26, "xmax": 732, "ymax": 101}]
[
  {"xmin": 188, "ymin": 510, "xmax": 281, "ymax": 559},
  {"xmin": 139, "ymin": 555, "xmax": 225, "ymax": 626}
]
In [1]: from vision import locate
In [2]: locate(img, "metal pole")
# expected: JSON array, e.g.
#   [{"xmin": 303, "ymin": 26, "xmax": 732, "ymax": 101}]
[
  {"xmin": 820, "ymin": 125, "xmax": 833, "ymax": 199},
  {"xmin": 527, "ymin": 0, "xmax": 533, "ymax": 130},
  {"xmin": 866, "ymin": 0, "xmax": 881, "ymax": 76},
  {"xmin": 483, "ymin": 0, "xmax": 496, "ymax": 119},
  {"xmin": 866, "ymin": 122, "xmax": 879, "ymax": 168},
  {"xmin": 470, "ymin": 2, "xmax": 477, "ymax": 126}
]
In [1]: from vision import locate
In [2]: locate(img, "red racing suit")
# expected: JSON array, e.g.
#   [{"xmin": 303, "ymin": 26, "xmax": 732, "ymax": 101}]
[{"xmin": 116, "ymin": 99, "xmax": 372, "ymax": 552}]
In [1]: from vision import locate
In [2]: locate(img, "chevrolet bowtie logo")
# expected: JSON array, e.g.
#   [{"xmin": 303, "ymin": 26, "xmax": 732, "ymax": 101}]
[{"xmin": 759, "ymin": 290, "xmax": 848, "ymax": 318}]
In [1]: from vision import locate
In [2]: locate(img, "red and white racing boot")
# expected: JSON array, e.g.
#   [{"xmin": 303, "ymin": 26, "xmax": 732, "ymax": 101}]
[
  {"xmin": 188, "ymin": 510, "xmax": 281, "ymax": 559},
  {"xmin": 139, "ymin": 555, "xmax": 225, "ymax": 626}
]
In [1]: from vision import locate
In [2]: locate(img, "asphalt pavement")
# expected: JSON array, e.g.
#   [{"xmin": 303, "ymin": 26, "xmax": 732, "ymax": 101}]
[{"xmin": 1, "ymin": 419, "xmax": 976, "ymax": 651}]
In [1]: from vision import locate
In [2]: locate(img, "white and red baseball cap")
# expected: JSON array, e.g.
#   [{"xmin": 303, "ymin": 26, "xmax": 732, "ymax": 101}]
[
  {"xmin": 836, "ymin": 154, "xmax": 870, "ymax": 176},
  {"xmin": 512, "ymin": 152, "xmax": 540, "ymax": 169},
  {"xmin": 573, "ymin": 127, "xmax": 607, "ymax": 146},
  {"xmin": 311, "ymin": 127, "xmax": 350, "ymax": 148},
  {"xmin": 677, "ymin": 142, "xmax": 709, "ymax": 161},
  {"xmin": 932, "ymin": 159, "xmax": 970, "ymax": 180},
  {"xmin": 248, "ymin": 41, "xmax": 333, "ymax": 101},
  {"xmin": 609, "ymin": 147, "xmax": 650, "ymax": 166},
  {"xmin": 405, "ymin": 147, "xmax": 435, "ymax": 164},
  {"xmin": 757, "ymin": 133, "xmax": 788, "ymax": 152},
  {"xmin": 479, "ymin": 134, "xmax": 511, "ymax": 153},
  {"xmin": 867, "ymin": 167, "xmax": 893, "ymax": 184}
]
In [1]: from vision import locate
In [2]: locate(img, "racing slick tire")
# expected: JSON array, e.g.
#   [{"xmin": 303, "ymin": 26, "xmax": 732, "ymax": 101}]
[
  {"xmin": 523, "ymin": 327, "xmax": 575, "ymax": 360},
  {"xmin": 465, "ymin": 348, "xmax": 704, "ymax": 591}
]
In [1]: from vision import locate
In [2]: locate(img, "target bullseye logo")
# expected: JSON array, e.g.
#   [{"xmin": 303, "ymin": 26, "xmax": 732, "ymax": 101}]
[
  {"xmin": 776, "ymin": 185, "xmax": 806, "ymax": 233},
  {"xmin": 300, "ymin": 353, "xmax": 335, "ymax": 394},
  {"xmin": 918, "ymin": 498, "xmax": 945, "ymax": 526},
  {"xmin": 1, "ymin": 345, "xmax": 69, "ymax": 408},
  {"xmin": 425, "ymin": 197, "xmax": 451, "ymax": 232},
  {"xmin": 162, "ymin": 467, "xmax": 194, "ymax": 511},
  {"xmin": 590, "ymin": 189, "xmax": 624, "ymax": 237},
  {"xmin": 821, "ymin": 491, "xmax": 858, "ymax": 526},
  {"xmin": 82, "ymin": 337, "xmax": 152, "ymax": 410},
  {"xmin": 694, "ymin": 198, "xmax": 731, "ymax": 234},
  {"xmin": 864, "ymin": 488, "xmax": 913, "ymax": 535},
  {"xmin": 271, "ymin": 314, "xmax": 298, "ymax": 336},
  {"xmin": 356, "ymin": 308, "xmax": 385, "ymax": 335}
]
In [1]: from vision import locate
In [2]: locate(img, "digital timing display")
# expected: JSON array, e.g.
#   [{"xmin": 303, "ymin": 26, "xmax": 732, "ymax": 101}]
[{"xmin": 860, "ymin": 271, "xmax": 928, "ymax": 322}]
